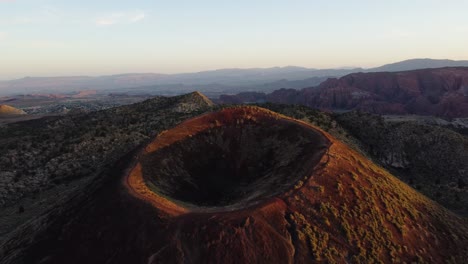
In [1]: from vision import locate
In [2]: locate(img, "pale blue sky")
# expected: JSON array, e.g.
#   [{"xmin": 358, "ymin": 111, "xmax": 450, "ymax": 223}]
[{"xmin": 0, "ymin": 0, "xmax": 467, "ymax": 79}]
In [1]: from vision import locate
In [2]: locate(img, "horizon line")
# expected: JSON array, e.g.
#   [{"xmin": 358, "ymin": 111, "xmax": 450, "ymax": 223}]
[{"xmin": 1, "ymin": 57, "xmax": 467, "ymax": 81}]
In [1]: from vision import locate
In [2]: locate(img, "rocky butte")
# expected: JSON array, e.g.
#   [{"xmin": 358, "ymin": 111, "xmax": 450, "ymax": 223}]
[
  {"xmin": 0, "ymin": 106, "xmax": 467, "ymax": 263},
  {"xmin": 219, "ymin": 67, "xmax": 468, "ymax": 118}
]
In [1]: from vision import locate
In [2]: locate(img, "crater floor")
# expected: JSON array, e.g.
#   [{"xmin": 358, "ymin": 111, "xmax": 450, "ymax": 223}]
[{"xmin": 139, "ymin": 108, "xmax": 329, "ymax": 209}]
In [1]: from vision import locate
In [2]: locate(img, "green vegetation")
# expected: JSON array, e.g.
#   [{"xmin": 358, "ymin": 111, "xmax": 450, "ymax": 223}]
[
  {"xmin": 0, "ymin": 93, "xmax": 212, "ymax": 238},
  {"xmin": 336, "ymin": 111, "xmax": 468, "ymax": 216}
]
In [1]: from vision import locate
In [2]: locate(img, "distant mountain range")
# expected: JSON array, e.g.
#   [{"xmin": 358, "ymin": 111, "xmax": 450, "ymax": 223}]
[
  {"xmin": 369, "ymin": 58, "xmax": 468, "ymax": 72},
  {"xmin": 219, "ymin": 67, "xmax": 468, "ymax": 118},
  {"xmin": 1, "ymin": 58, "xmax": 468, "ymax": 96}
]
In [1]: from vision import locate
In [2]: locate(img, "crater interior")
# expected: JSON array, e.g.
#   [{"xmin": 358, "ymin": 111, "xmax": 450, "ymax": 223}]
[{"xmin": 139, "ymin": 108, "xmax": 329, "ymax": 209}]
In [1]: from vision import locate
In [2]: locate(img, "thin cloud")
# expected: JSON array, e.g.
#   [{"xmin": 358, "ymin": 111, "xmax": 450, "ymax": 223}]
[
  {"xmin": 130, "ymin": 13, "xmax": 145, "ymax": 23},
  {"xmin": 96, "ymin": 17, "xmax": 117, "ymax": 26},
  {"xmin": 96, "ymin": 11, "xmax": 146, "ymax": 26}
]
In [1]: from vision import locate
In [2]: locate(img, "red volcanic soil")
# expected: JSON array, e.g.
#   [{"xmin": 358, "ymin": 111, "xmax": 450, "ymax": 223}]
[
  {"xmin": 1, "ymin": 106, "xmax": 467, "ymax": 264},
  {"xmin": 126, "ymin": 106, "xmax": 329, "ymax": 214}
]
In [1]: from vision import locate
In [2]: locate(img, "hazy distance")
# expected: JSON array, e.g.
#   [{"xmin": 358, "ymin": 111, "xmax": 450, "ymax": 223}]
[{"xmin": 0, "ymin": 0, "xmax": 467, "ymax": 79}]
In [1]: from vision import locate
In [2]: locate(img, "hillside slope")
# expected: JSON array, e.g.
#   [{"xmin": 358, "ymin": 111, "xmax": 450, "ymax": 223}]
[
  {"xmin": 248, "ymin": 103, "xmax": 468, "ymax": 216},
  {"xmin": 0, "ymin": 92, "xmax": 214, "ymax": 240},
  {"xmin": 336, "ymin": 111, "xmax": 468, "ymax": 215},
  {"xmin": 0, "ymin": 105, "xmax": 26, "ymax": 116},
  {"xmin": 1, "ymin": 107, "xmax": 466, "ymax": 263}
]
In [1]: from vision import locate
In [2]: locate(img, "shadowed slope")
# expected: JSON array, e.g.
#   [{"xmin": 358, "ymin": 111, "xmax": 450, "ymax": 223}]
[{"xmin": 1, "ymin": 106, "xmax": 467, "ymax": 263}]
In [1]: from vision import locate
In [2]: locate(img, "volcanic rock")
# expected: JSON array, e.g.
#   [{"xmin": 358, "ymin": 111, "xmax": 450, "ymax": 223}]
[
  {"xmin": 307, "ymin": 67, "xmax": 468, "ymax": 117},
  {"xmin": 219, "ymin": 67, "xmax": 468, "ymax": 118}
]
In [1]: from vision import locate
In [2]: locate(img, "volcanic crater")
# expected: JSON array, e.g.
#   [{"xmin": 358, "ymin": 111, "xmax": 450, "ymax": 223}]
[
  {"xmin": 126, "ymin": 106, "xmax": 330, "ymax": 212},
  {"xmin": 2, "ymin": 96, "xmax": 468, "ymax": 264}
]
